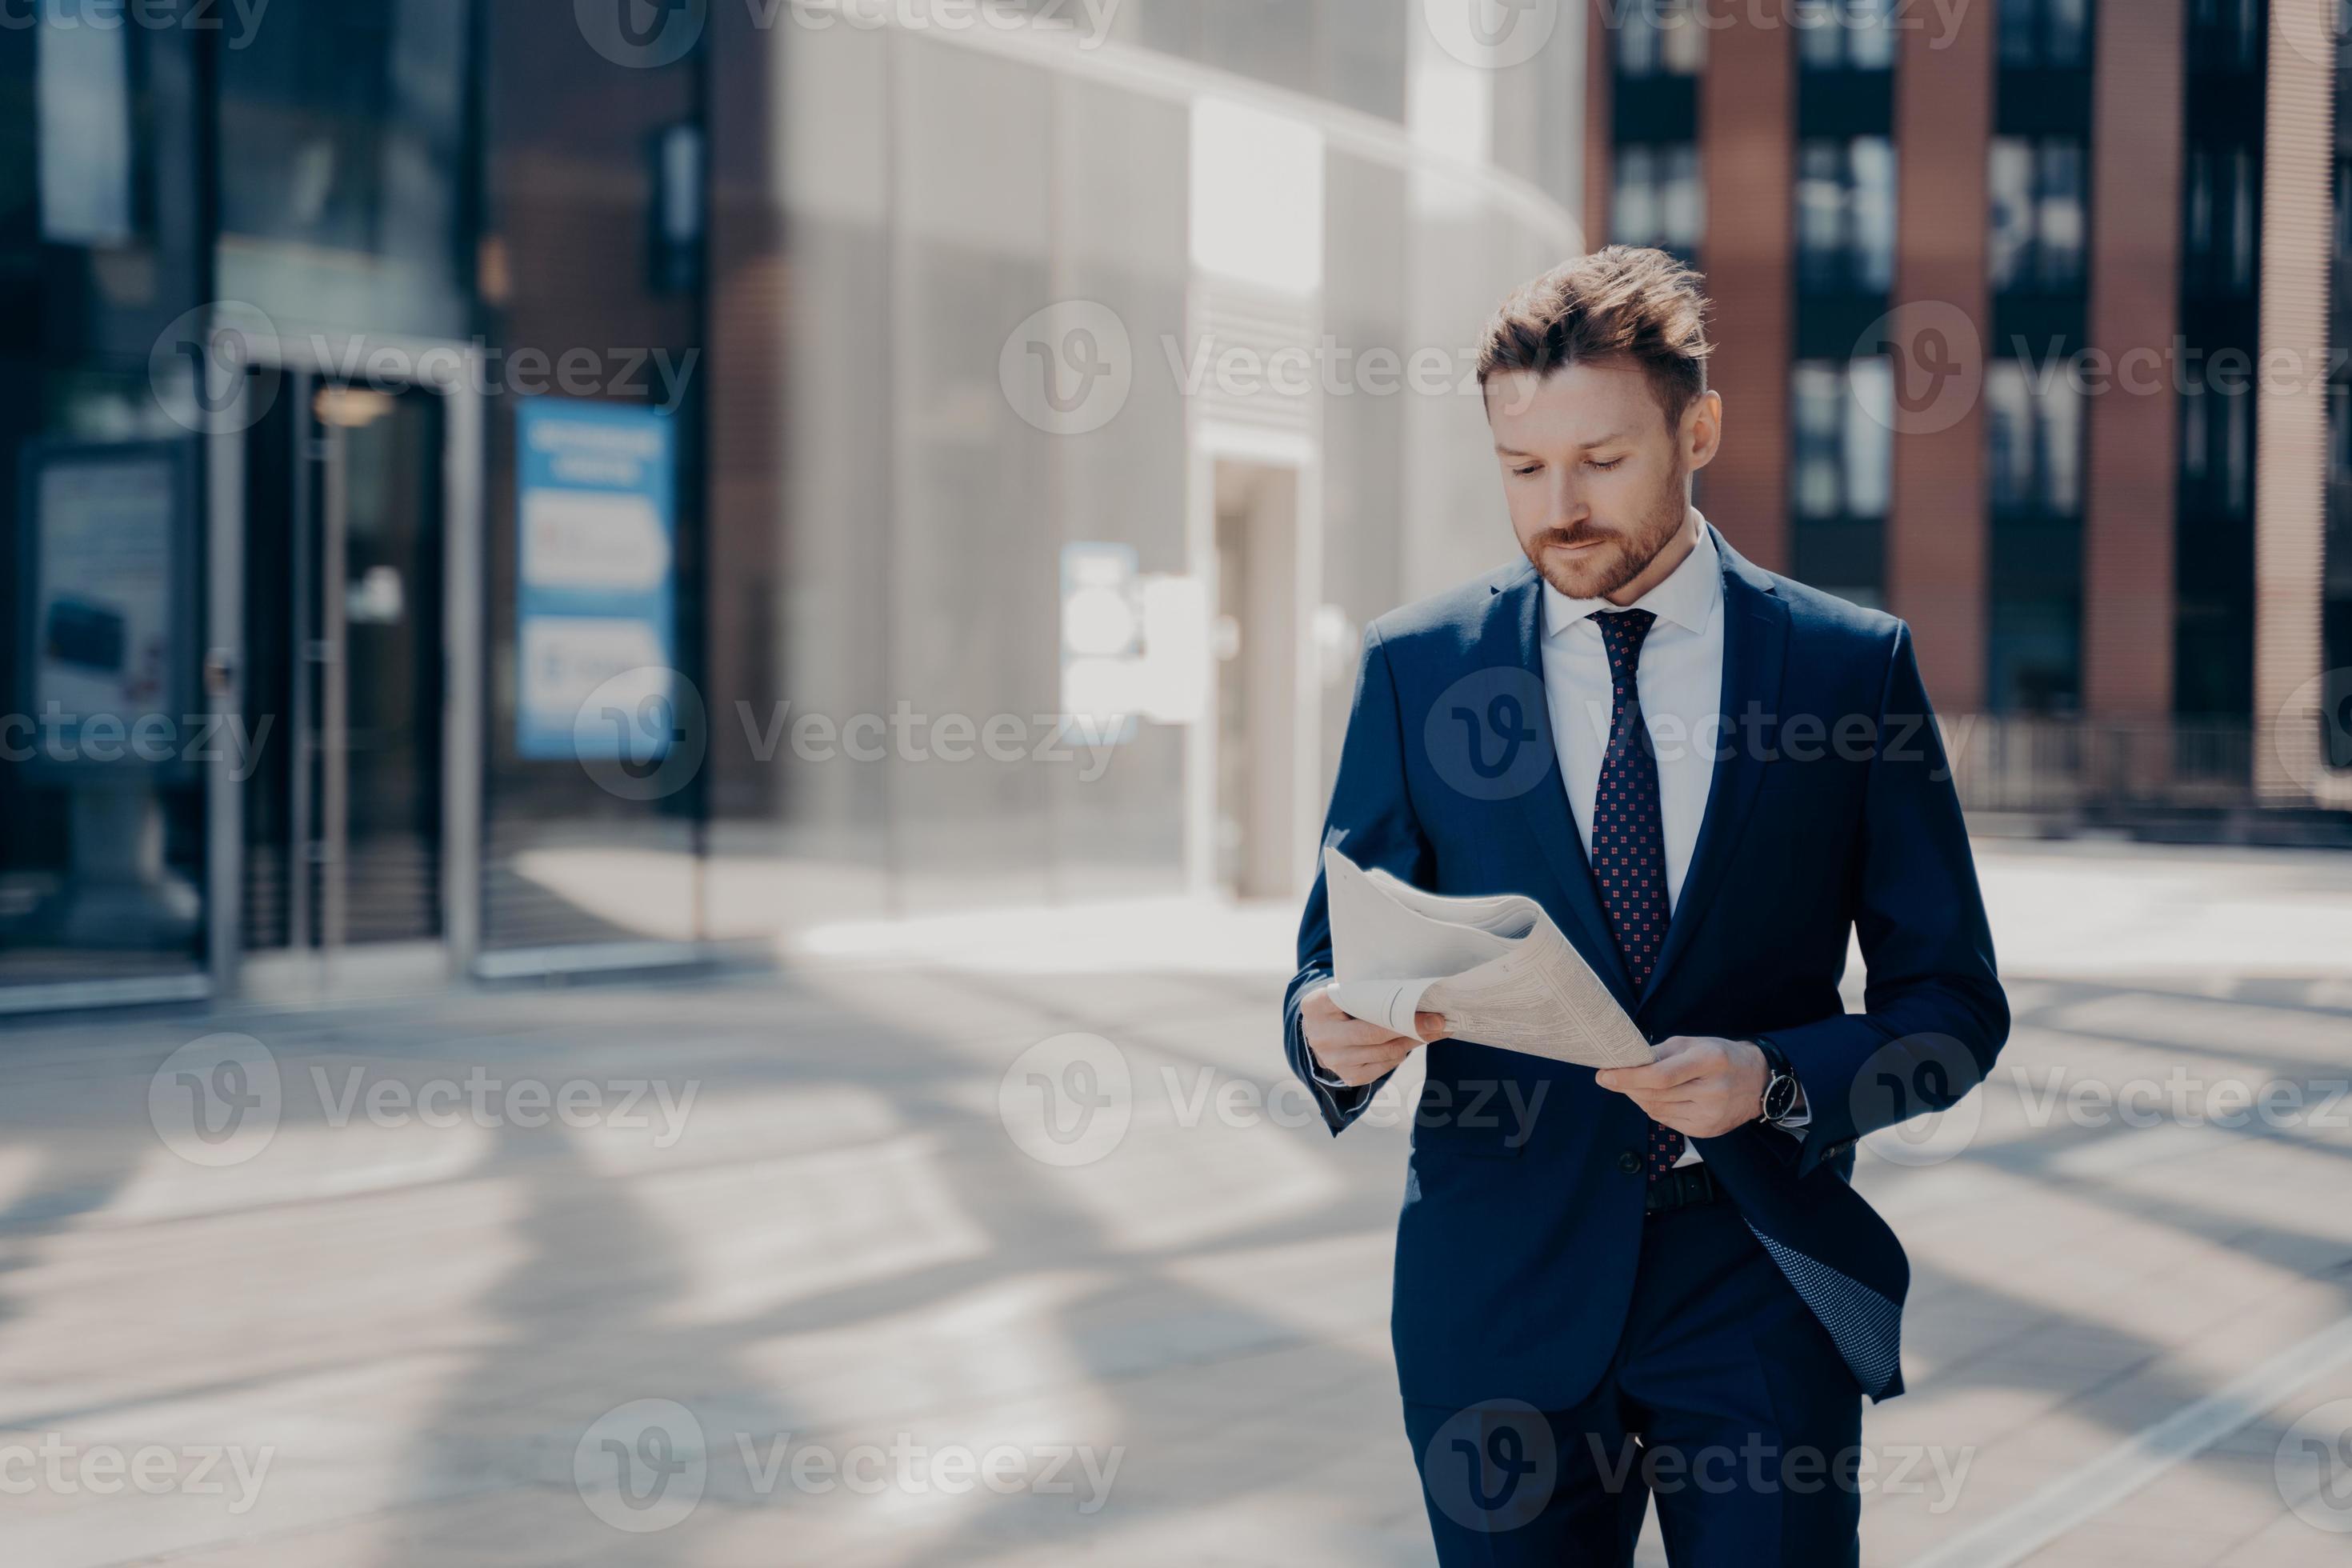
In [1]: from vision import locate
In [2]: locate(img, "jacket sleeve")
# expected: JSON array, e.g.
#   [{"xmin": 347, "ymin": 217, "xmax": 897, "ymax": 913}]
[
  {"xmin": 1283, "ymin": 621, "xmax": 1435, "ymax": 1136},
  {"xmin": 1769, "ymin": 620, "xmax": 2010, "ymax": 1179}
]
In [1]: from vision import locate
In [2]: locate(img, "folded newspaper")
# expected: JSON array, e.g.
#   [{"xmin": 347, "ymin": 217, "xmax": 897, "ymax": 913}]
[{"xmin": 1321, "ymin": 846, "xmax": 1654, "ymax": 1070}]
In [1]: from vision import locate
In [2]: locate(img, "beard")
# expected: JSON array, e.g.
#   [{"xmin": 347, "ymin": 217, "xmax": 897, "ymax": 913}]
[{"xmin": 1520, "ymin": 466, "xmax": 1690, "ymax": 601}]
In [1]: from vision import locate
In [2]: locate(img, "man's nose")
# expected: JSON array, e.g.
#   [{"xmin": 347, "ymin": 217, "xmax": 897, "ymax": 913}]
[{"xmin": 1550, "ymin": 472, "xmax": 1590, "ymax": 529}]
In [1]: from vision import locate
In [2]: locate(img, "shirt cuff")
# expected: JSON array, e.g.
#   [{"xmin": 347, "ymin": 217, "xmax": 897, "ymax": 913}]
[
  {"xmin": 1307, "ymin": 1048, "xmax": 1353, "ymax": 1090},
  {"xmin": 1774, "ymin": 1085, "xmax": 1812, "ymax": 1138}
]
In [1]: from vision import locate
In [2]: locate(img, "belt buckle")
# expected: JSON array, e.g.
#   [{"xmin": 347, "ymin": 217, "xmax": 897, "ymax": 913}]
[{"xmin": 1645, "ymin": 1162, "xmax": 1714, "ymax": 1217}]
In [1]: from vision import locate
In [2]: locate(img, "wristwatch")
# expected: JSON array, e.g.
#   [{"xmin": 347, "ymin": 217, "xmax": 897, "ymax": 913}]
[{"xmin": 1755, "ymin": 1038, "xmax": 1801, "ymax": 1126}]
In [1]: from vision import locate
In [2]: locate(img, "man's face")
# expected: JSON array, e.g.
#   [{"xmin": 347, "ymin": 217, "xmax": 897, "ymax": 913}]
[{"xmin": 1486, "ymin": 358, "xmax": 1720, "ymax": 600}]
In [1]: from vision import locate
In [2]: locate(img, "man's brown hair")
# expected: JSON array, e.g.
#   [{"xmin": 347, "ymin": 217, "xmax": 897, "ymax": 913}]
[{"xmin": 1475, "ymin": 246, "xmax": 1714, "ymax": 431}]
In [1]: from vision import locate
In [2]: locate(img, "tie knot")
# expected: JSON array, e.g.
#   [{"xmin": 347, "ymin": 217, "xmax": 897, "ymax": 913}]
[{"xmin": 1589, "ymin": 607, "xmax": 1657, "ymax": 674}]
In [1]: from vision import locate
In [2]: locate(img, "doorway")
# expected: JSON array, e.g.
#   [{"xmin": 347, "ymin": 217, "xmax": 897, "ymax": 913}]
[
  {"xmin": 1212, "ymin": 458, "xmax": 1303, "ymax": 899},
  {"xmin": 237, "ymin": 367, "xmax": 449, "ymax": 979}
]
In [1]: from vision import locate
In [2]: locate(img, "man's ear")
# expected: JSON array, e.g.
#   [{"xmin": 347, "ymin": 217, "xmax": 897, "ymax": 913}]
[{"xmin": 1682, "ymin": 390, "xmax": 1723, "ymax": 472}]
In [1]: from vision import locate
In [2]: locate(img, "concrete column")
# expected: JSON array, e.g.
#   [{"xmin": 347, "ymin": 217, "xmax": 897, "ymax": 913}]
[
  {"xmin": 2253, "ymin": 0, "xmax": 2338, "ymax": 801},
  {"xmin": 1583, "ymin": 0, "xmax": 1614, "ymax": 253}
]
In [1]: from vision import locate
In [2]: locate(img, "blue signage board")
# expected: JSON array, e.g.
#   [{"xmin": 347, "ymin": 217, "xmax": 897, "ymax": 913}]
[{"xmin": 514, "ymin": 399, "xmax": 677, "ymax": 761}]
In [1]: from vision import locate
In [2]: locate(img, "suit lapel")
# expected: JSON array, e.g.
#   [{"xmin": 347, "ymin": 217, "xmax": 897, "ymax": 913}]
[
  {"xmin": 1493, "ymin": 566, "xmax": 1640, "ymax": 1012},
  {"xmin": 1638, "ymin": 530, "xmax": 1790, "ymax": 1013}
]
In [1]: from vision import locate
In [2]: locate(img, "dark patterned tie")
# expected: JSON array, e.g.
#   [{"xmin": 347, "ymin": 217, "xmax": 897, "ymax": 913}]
[{"xmin": 1587, "ymin": 608, "xmax": 1682, "ymax": 1180}]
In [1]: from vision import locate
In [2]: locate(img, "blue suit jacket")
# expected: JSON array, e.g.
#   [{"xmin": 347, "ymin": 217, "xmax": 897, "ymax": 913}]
[{"xmin": 1282, "ymin": 526, "xmax": 2007, "ymax": 1410}]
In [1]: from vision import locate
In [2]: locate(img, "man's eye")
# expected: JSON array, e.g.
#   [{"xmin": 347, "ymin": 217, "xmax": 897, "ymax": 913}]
[
  {"xmin": 1588, "ymin": 457, "xmax": 1624, "ymax": 472},
  {"xmin": 1511, "ymin": 464, "xmax": 1541, "ymax": 477}
]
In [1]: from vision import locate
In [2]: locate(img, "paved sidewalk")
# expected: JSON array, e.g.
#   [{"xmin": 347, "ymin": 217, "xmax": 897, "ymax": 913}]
[{"xmin": 0, "ymin": 841, "xmax": 2348, "ymax": 1565}]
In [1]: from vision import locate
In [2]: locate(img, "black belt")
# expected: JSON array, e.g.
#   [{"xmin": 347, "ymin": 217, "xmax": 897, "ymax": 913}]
[{"xmin": 1644, "ymin": 1161, "xmax": 1724, "ymax": 1216}]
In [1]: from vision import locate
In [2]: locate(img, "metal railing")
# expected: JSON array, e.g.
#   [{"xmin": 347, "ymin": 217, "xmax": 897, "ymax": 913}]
[{"xmin": 1944, "ymin": 714, "xmax": 2352, "ymax": 823}]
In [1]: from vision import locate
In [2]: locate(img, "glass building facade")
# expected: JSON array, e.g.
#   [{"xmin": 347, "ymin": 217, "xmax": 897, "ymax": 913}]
[{"xmin": 0, "ymin": 0, "xmax": 1588, "ymax": 1009}]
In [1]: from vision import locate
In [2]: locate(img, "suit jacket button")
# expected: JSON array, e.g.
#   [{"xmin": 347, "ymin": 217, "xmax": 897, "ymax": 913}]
[{"xmin": 1617, "ymin": 1150, "xmax": 1643, "ymax": 1174}]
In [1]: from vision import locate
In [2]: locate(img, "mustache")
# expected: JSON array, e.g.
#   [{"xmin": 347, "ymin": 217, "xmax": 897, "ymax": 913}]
[{"xmin": 1532, "ymin": 524, "xmax": 1619, "ymax": 550}]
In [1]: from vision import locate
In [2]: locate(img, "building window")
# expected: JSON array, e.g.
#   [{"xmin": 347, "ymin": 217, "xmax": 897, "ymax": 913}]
[
  {"xmin": 2186, "ymin": 0, "xmax": 2263, "ymax": 74},
  {"xmin": 33, "ymin": 12, "xmax": 142, "ymax": 246},
  {"xmin": 1792, "ymin": 359, "xmax": 1894, "ymax": 520},
  {"xmin": 1798, "ymin": 0, "xmax": 1896, "ymax": 71},
  {"xmin": 1797, "ymin": 137, "xmax": 1896, "ymax": 294},
  {"xmin": 1616, "ymin": 1, "xmax": 1705, "ymax": 78},
  {"xmin": 1999, "ymin": 0, "xmax": 2090, "ymax": 68},
  {"xmin": 1986, "ymin": 366, "xmax": 2086, "ymax": 715},
  {"xmin": 2181, "ymin": 374, "xmax": 2255, "ymax": 518},
  {"xmin": 2333, "ymin": 379, "xmax": 2351, "ymax": 486},
  {"xmin": 2330, "ymin": 377, "xmax": 2352, "ymax": 767},
  {"xmin": 1988, "ymin": 598, "xmax": 2082, "ymax": 714},
  {"xmin": 1986, "ymin": 363, "xmax": 2084, "ymax": 517},
  {"xmin": 2183, "ymin": 144, "xmax": 2258, "ymax": 296},
  {"xmin": 1790, "ymin": 358, "xmax": 1893, "ymax": 604},
  {"xmin": 2332, "ymin": 150, "xmax": 2351, "ymax": 318},
  {"xmin": 1612, "ymin": 142, "xmax": 1702, "ymax": 262},
  {"xmin": 1989, "ymin": 138, "xmax": 2087, "ymax": 294}
]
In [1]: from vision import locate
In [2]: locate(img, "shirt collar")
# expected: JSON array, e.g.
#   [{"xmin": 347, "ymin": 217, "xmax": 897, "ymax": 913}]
[{"xmin": 1541, "ymin": 514, "xmax": 1722, "ymax": 640}]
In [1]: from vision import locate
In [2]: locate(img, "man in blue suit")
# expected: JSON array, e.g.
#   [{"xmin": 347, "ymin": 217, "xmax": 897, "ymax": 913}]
[{"xmin": 1282, "ymin": 246, "xmax": 2007, "ymax": 1565}]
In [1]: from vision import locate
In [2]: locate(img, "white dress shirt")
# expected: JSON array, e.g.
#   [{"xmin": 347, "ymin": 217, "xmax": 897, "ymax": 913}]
[
  {"xmin": 1541, "ymin": 516, "xmax": 1724, "ymax": 910},
  {"xmin": 1542, "ymin": 516, "xmax": 1802, "ymax": 1164}
]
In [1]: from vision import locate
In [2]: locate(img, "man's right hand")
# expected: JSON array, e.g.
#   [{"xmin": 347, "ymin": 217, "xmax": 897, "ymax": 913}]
[{"xmin": 1302, "ymin": 984, "xmax": 1448, "ymax": 1087}]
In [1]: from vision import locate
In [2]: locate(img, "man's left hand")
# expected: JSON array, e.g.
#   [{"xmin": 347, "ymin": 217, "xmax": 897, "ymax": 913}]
[{"xmin": 1594, "ymin": 1035, "xmax": 1767, "ymax": 1138}]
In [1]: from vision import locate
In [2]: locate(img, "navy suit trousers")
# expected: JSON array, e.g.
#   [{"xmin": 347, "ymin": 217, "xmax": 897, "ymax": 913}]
[{"xmin": 1402, "ymin": 1195, "xmax": 1863, "ymax": 1566}]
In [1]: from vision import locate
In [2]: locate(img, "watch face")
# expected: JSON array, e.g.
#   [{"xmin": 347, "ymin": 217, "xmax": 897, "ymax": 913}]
[{"xmin": 1765, "ymin": 1074, "xmax": 1798, "ymax": 1122}]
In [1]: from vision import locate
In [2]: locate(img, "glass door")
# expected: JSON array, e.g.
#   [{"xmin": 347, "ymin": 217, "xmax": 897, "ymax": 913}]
[{"xmin": 241, "ymin": 371, "xmax": 446, "ymax": 962}]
